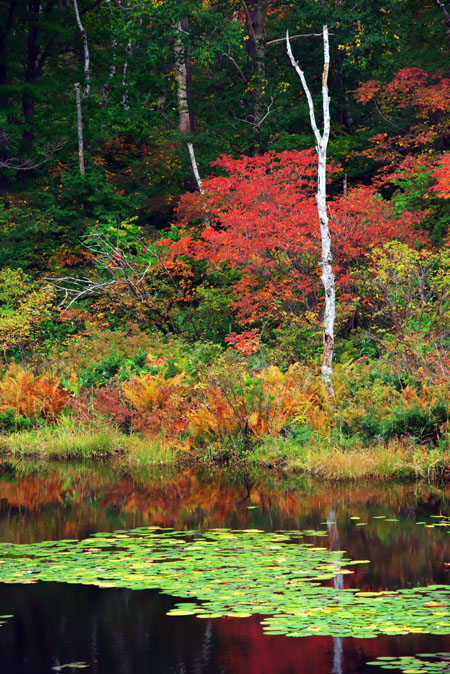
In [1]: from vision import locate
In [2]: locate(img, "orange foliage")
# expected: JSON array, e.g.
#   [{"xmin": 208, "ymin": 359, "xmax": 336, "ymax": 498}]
[
  {"xmin": 0, "ymin": 365, "xmax": 69, "ymax": 420},
  {"xmin": 122, "ymin": 372, "xmax": 188, "ymax": 438},
  {"xmin": 187, "ymin": 364, "xmax": 324, "ymax": 441}
]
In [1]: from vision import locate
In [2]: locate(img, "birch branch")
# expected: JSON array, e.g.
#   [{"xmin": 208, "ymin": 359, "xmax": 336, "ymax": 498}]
[
  {"xmin": 187, "ymin": 142, "xmax": 204, "ymax": 194},
  {"xmin": 286, "ymin": 31, "xmax": 321, "ymax": 147}
]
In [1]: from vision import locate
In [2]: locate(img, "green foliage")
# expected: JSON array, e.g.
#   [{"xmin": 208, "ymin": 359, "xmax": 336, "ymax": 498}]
[
  {"xmin": 77, "ymin": 349, "xmax": 152, "ymax": 389},
  {"xmin": 0, "ymin": 408, "xmax": 33, "ymax": 434},
  {"xmin": 0, "ymin": 268, "xmax": 55, "ymax": 358}
]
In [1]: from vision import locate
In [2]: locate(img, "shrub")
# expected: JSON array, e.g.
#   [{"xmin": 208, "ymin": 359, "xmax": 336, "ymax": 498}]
[
  {"xmin": 0, "ymin": 268, "xmax": 55, "ymax": 359},
  {"xmin": 187, "ymin": 363, "xmax": 324, "ymax": 445},
  {"xmin": 122, "ymin": 372, "xmax": 187, "ymax": 438},
  {"xmin": 0, "ymin": 365, "xmax": 69, "ymax": 420}
]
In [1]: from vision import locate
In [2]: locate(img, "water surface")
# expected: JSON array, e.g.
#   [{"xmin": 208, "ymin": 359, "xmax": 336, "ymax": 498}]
[{"xmin": 0, "ymin": 461, "xmax": 449, "ymax": 674}]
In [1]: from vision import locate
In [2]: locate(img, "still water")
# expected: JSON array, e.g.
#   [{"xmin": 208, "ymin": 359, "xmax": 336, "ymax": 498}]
[{"xmin": 0, "ymin": 461, "xmax": 449, "ymax": 674}]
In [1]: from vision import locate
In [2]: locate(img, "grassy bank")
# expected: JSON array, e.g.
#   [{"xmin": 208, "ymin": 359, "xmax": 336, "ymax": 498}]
[{"xmin": 1, "ymin": 423, "xmax": 449, "ymax": 480}]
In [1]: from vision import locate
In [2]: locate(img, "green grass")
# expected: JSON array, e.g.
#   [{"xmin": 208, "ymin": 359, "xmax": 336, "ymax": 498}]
[
  {"xmin": 0, "ymin": 422, "xmax": 179, "ymax": 465},
  {"xmin": 0, "ymin": 420, "xmax": 448, "ymax": 479}
]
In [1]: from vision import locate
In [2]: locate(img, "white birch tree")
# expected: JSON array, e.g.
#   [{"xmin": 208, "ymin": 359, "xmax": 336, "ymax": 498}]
[{"xmin": 286, "ymin": 25, "xmax": 335, "ymax": 396}]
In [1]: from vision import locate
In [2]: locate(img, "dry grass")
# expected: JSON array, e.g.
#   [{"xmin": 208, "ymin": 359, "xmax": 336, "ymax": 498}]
[{"xmin": 254, "ymin": 437, "xmax": 450, "ymax": 480}]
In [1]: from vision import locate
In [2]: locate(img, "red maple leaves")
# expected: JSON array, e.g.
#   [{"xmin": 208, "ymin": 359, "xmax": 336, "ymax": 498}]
[{"xmin": 159, "ymin": 149, "xmax": 423, "ymax": 325}]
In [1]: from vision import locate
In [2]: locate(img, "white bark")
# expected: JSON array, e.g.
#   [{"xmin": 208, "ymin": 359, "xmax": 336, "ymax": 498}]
[
  {"xmin": 73, "ymin": 0, "xmax": 91, "ymax": 100},
  {"xmin": 122, "ymin": 39, "xmax": 132, "ymax": 111},
  {"xmin": 187, "ymin": 142, "xmax": 204, "ymax": 194},
  {"xmin": 175, "ymin": 21, "xmax": 192, "ymax": 136},
  {"xmin": 75, "ymin": 82, "xmax": 85, "ymax": 176},
  {"xmin": 100, "ymin": 39, "xmax": 117, "ymax": 108},
  {"xmin": 287, "ymin": 25, "xmax": 335, "ymax": 395}
]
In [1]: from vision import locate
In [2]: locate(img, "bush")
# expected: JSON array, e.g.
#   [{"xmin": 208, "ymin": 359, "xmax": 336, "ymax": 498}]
[{"xmin": 0, "ymin": 365, "xmax": 69, "ymax": 421}]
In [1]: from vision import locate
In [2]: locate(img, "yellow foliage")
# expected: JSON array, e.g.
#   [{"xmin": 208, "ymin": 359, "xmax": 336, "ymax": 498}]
[{"xmin": 122, "ymin": 372, "xmax": 185, "ymax": 412}]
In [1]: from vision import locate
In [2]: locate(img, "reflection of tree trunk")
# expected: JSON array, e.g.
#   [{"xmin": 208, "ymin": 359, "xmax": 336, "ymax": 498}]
[
  {"xmin": 175, "ymin": 19, "xmax": 194, "ymax": 136},
  {"xmin": 327, "ymin": 508, "xmax": 343, "ymax": 674},
  {"xmin": 242, "ymin": 0, "xmax": 268, "ymax": 126}
]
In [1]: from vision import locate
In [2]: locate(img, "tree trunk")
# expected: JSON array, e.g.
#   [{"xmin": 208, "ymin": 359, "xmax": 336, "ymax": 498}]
[
  {"xmin": 73, "ymin": 0, "xmax": 91, "ymax": 156},
  {"xmin": 175, "ymin": 19, "xmax": 194, "ymax": 136},
  {"xmin": 435, "ymin": 0, "xmax": 450, "ymax": 31},
  {"xmin": 122, "ymin": 39, "xmax": 131, "ymax": 111},
  {"xmin": 242, "ymin": 0, "xmax": 268, "ymax": 126},
  {"xmin": 75, "ymin": 82, "xmax": 85, "ymax": 176},
  {"xmin": 100, "ymin": 39, "xmax": 117, "ymax": 108},
  {"xmin": 287, "ymin": 26, "xmax": 335, "ymax": 396}
]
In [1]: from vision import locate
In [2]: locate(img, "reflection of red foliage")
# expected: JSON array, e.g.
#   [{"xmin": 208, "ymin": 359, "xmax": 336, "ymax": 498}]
[{"xmin": 215, "ymin": 617, "xmax": 450, "ymax": 674}]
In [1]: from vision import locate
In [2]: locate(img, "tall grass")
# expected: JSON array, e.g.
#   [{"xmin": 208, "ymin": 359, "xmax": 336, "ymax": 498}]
[
  {"xmin": 0, "ymin": 422, "xmax": 179, "ymax": 464},
  {"xmin": 253, "ymin": 436, "xmax": 450, "ymax": 480}
]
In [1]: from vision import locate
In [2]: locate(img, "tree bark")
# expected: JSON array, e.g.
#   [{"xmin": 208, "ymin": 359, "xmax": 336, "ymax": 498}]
[
  {"xmin": 435, "ymin": 0, "xmax": 450, "ymax": 28},
  {"xmin": 100, "ymin": 39, "xmax": 117, "ymax": 108},
  {"xmin": 75, "ymin": 82, "xmax": 85, "ymax": 176},
  {"xmin": 242, "ymin": 0, "xmax": 268, "ymax": 126},
  {"xmin": 73, "ymin": 0, "xmax": 91, "ymax": 100},
  {"xmin": 175, "ymin": 19, "xmax": 194, "ymax": 136},
  {"xmin": 287, "ymin": 26, "xmax": 335, "ymax": 396},
  {"xmin": 122, "ymin": 39, "xmax": 131, "ymax": 111},
  {"xmin": 187, "ymin": 142, "xmax": 204, "ymax": 194}
]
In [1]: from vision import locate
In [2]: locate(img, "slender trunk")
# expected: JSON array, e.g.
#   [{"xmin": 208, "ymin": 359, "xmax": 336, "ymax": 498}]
[
  {"xmin": 73, "ymin": 0, "xmax": 91, "ymax": 100},
  {"xmin": 435, "ymin": 0, "xmax": 450, "ymax": 31},
  {"xmin": 242, "ymin": 0, "xmax": 268, "ymax": 126},
  {"xmin": 175, "ymin": 19, "xmax": 194, "ymax": 136},
  {"xmin": 75, "ymin": 82, "xmax": 85, "ymax": 176},
  {"xmin": 122, "ymin": 39, "xmax": 131, "ymax": 111},
  {"xmin": 287, "ymin": 26, "xmax": 335, "ymax": 396},
  {"xmin": 100, "ymin": 39, "xmax": 117, "ymax": 108},
  {"xmin": 73, "ymin": 0, "xmax": 91, "ymax": 157}
]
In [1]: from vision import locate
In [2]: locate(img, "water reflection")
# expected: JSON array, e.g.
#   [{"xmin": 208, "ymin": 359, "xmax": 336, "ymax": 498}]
[{"xmin": 0, "ymin": 461, "xmax": 450, "ymax": 673}]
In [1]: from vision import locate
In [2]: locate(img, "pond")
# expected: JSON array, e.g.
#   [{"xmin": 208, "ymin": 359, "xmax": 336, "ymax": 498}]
[{"xmin": 0, "ymin": 461, "xmax": 449, "ymax": 674}]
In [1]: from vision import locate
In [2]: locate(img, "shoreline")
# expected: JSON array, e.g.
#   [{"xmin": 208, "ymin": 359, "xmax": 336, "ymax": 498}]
[{"xmin": 0, "ymin": 425, "xmax": 448, "ymax": 481}]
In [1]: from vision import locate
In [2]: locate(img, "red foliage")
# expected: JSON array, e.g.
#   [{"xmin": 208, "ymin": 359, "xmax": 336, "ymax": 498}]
[
  {"xmin": 225, "ymin": 331, "xmax": 261, "ymax": 355},
  {"xmin": 160, "ymin": 150, "xmax": 423, "ymax": 324},
  {"xmin": 432, "ymin": 154, "xmax": 450, "ymax": 199},
  {"xmin": 355, "ymin": 68, "xmax": 450, "ymax": 162}
]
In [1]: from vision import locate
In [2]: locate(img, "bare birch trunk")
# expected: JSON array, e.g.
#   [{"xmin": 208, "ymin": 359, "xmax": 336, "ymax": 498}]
[
  {"xmin": 73, "ymin": 0, "xmax": 91, "ymax": 100},
  {"xmin": 175, "ymin": 20, "xmax": 193, "ymax": 136},
  {"xmin": 73, "ymin": 0, "xmax": 91, "ymax": 163},
  {"xmin": 75, "ymin": 82, "xmax": 85, "ymax": 176},
  {"xmin": 287, "ymin": 25, "xmax": 335, "ymax": 396}
]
